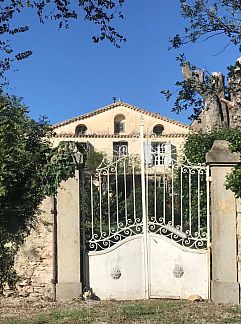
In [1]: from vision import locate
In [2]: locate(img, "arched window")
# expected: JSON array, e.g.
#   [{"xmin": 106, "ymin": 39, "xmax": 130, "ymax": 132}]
[
  {"xmin": 75, "ymin": 124, "xmax": 87, "ymax": 135},
  {"xmin": 153, "ymin": 124, "xmax": 164, "ymax": 136},
  {"xmin": 114, "ymin": 114, "xmax": 125, "ymax": 134}
]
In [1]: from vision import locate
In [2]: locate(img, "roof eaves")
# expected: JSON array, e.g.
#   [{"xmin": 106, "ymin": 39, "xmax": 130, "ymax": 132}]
[{"xmin": 52, "ymin": 101, "xmax": 192, "ymax": 130}]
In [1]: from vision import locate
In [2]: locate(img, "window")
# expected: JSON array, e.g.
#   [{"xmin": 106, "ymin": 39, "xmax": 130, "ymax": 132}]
[
  {"xmin": 151, "ymin": 142, "xmax": 173, "ymax": 166},
  {"xmin": 113, "ymin": 141, "xmax": 128, "ymax": 160},
  {"xmin": 75, "ymin": 141, "xmax": 93, "ymax": 152},
  {"xmin": 153, "ymin": 124, "xmax": 164, "ymax": 136},
  {"xmin": 114, "ymin": 114, "xmax": 125, "ymax": 134},
  {"xmin": 152, "ymin": 142, "xmax": 165, "ymax": 165},
  {"xmin": 75, "ymin": 124, "xmax": 87, "ymax": 135}
]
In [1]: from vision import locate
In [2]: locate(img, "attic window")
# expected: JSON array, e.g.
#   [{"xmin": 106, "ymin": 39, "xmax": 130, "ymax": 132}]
[
  {"xmin": 75, "ymin": 124, "xmax": 87, "ymax": 135},
  {"xmin": 153, "ymin": 124, "xmax": 164, "ymax": 136},
  {"xmin": 114, "ymin": 114, "xmax": 126, "ymax": 134}
]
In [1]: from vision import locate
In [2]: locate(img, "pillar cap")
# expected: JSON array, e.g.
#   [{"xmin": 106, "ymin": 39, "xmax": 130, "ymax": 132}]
[{"xmin": 206, "ymin": 140, "xmax": 240, "ymax": 164}]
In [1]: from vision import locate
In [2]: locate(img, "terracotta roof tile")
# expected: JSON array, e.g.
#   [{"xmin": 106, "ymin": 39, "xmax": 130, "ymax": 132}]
[{"xmin": 53, "ymin": 133, "xmax": 189, "ymax": 139}]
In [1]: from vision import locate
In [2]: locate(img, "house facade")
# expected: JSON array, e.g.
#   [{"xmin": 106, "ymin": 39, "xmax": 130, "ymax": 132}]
[{"xmin": 52, "ymin": 101, "xmax": 192, "ymax": 164}]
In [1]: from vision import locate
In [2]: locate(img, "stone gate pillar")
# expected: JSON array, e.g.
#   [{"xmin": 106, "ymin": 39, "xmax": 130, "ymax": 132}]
[
  {"xmin": 206, "ymin": 140, "xmax": 240, "ymax": 304},
  {"xmin": 56, "ymin": 165, "xmax": 82, "ymax": 300}
]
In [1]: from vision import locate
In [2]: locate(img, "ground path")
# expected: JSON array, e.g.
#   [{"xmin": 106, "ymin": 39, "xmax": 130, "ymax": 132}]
[{"xmin": 0, "ymin": 297, "xmax": 240, "ymax": 323}]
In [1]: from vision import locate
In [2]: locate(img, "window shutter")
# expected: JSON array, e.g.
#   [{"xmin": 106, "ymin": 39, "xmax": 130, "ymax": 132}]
[
  {"xmin": 164, "ymin": 143, "xmax": 172, "ymax": 166},
  {"xmin": 144, "ymin": 142, "xmax": 152, "ymax": 166}
]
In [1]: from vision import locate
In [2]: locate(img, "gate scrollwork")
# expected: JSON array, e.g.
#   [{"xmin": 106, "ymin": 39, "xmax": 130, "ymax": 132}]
[{"xmin": 83, "ymin": 153, "xmax": 209, "ymax": 252}]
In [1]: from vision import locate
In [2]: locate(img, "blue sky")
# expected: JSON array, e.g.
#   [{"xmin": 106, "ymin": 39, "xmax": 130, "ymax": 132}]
[{"xmin": 5, "ymin": 0, "xmax": 240, "ymax": 125}]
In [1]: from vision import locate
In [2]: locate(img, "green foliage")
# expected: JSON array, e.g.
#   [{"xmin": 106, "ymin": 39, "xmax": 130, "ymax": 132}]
[
  {"xmin": 184, "ymin": 128, "xmax": 241, "ymax": 197},
  {"xmin": 162, "ymin": 1, "xmax": 241, "ymax": 120},
  {"xmin": 184, "ymin": 131, "xmax": 217, "ymax": 163},
  {"xmin": 85, "ymin": 150, "xmax": 105, "ymax": 172},
  {"xmin": 0, "ymin": 91, "xmax": 77, "ymax": 290},
  {"xmin": 0, "ymin": 0, "xmax": 126, "ymax": 83},
  {"xmin": 42, "ymin": 141, "xmax": 77, "ymax": 196},
  {"xmin": 161, "ymin": 56, "xmax": 205, "ymax": 120},
  {"xmin": 161, "ymin": 72, "xmax": 224, "ymax": 121},
  {"xmin": 83, "ymin": 155, "xmax": 175, "ymax": 241},
  {"xmin": 161, "ymin": 56, "xmax": 234, "ymax": 121},
  {"xmin": 125, "ymin": 184, "xmax": 173, "ymax": 223},
  {"xmin": 174, "ymin": 165, "xmax": 207, "ymax": 234},
  {"xmin": 226, "ymin": 165, "xmax": 241, "ymax": 197},
  {"xmin": 176, "ymin": 128, "xmax": 241, "ymax": 233},
  {"xmin": 171, "ymin": 0, "xmax": 241, "ymax": 50}
]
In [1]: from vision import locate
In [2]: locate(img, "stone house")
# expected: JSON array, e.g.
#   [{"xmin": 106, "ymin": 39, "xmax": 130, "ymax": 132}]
[
  {"xmin": 51, "ymin": 101, "xmax": 191, "ymax": 161},
  {"xmin": 13, "ymin": 101, "xmax": 192, "ymax": 300}
]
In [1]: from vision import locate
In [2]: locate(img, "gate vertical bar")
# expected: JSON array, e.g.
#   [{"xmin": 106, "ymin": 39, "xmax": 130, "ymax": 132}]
[{"xmin": 140, "ymin": 121, "xmax": 149, "ymax": 300}]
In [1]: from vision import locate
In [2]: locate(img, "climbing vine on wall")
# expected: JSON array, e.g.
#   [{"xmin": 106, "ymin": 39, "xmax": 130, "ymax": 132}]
[{"xmin": 0, "ymin": 91, "xmax": 81, "ymax": 291}]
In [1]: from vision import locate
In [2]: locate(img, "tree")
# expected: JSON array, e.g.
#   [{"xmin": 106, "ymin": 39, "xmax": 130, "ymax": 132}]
[
  {"xmin": 160, "ymin": 1, "xmax": 241, "ymax": 202},
  {"xmin": 0, "ymin": 0, "xmax": 126, "ymax": 83},
  {"xmin": 170, "ymin": 58, "xmax": 241, "ymax": 130},
  {"xmin": 183, "ymin": 128, "xmax": 241, "ymax": 198},
  {"xmin": 162, "ymin": 0, "xmax": 241, "ymax": 128},
  {"xmin": 171, "ymin": 0, "xmax": 241, "ymax": 50},
  {"xmin": 0, "ymin": 91, "xmax": 78, "ymax": 291}
]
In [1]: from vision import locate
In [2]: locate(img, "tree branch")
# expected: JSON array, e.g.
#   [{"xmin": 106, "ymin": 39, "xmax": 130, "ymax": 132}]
[{"xmin": 221, "ymin": 97, "xmax": 234, "ymax": 109}]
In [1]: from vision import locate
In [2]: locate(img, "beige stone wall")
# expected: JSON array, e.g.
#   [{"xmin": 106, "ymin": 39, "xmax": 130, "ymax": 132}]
[
  {"xmin": 51, "ymin": 103, "xmax": 191, "ymax": 163},
  {"xmin": 54, "ymin": 104, "xmax": 190, "ymax": 136},
  {"xmin": 52, "ymin": 135, "xmax": 187, "ymax": 160},
  {"xmin": 13, "ymin": 197, "xmax": 53, "ymax": 299}
]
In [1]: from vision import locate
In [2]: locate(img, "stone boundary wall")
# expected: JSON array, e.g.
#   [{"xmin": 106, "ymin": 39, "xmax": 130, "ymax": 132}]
[
  {"xmin": 6, "ymin": 168, "xmax": 82, "ymax": 301},
  {"xmin": 9, "ymin": 197, "xmax": 53, "ymax": 299},
  {"xmin": 236, "ymin": 198, "xmax": 241, "ymax": 301}
]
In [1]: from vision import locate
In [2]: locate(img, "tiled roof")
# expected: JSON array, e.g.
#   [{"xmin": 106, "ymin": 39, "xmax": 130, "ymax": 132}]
[
  {"xmin": 53, "ymin": 133, "xmax": 189, "ymax": 139},
  {"xmin": 52, "ymin": 101, "xmax": 192, "ymax": 130}
]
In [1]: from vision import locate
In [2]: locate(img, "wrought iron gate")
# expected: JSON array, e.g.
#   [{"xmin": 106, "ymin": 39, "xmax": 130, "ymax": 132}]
[{"xmin": 82, "ymin": 128, "xmax": 210, "ymax": 300}]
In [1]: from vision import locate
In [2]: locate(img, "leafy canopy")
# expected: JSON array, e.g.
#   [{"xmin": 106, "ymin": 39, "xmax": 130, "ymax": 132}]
[
  {"xmin": 0, "ymin": 91, "xmax": 78, "ymax": 290},
  {"xmin": 0, "ymin": 0, "xmax": 126, "ymax": 83},
  {"xmin": 162, "ymin": 0, "xmax": 241, "ymax": 121},
  {"xmin": 171, "ymin": 0, "xmax": 241, "ymax": 50}
]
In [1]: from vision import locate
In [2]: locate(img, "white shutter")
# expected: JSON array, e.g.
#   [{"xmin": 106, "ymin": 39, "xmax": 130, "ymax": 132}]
[
  {"xmin": 144, "ymin": 142, "xmax": 152, "ymax": 166},
  {"xmin": 164, "ymin": 143, "xmax": 172, "ymax": 166}
]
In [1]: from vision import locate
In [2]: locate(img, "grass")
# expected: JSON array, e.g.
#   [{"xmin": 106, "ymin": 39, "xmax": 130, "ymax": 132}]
[
  {"xmin": 1, "ymin": 308, "xmax": 91, "ymax": 324},
  {"xmin": 36, "ymin": 308, "xmax": 90, "ymax": 324},
  {"xmin": 2, "ymin": 299, "xmax": 241, "ymax": 323}
]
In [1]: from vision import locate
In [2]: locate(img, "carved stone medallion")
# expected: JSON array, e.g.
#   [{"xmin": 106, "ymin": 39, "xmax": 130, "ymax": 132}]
[
  {"xmin": 110, "ymin": 266, "xmax": 121, "ymax": 280},
  {"xmin": 173, "ymin": 264, "xmax": 184, "ymax": 278}
]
